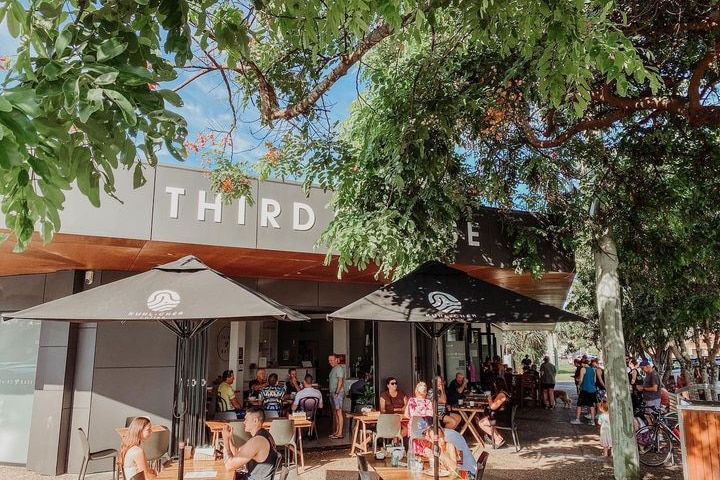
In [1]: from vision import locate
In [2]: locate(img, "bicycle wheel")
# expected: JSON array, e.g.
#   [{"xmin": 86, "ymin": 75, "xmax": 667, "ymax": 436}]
[{"xmin": 636, "ymin": 424, "xmax": 673, "ymax": 466}]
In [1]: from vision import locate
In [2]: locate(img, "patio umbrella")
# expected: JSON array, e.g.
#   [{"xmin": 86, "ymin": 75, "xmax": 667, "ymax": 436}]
[
  {"xmin": 3, "ymin": 255, "xmax": 309, "ymax": 451},
  {"xmin": 329, "ymin": 260, "xmax": 586, "ymax": 479}
]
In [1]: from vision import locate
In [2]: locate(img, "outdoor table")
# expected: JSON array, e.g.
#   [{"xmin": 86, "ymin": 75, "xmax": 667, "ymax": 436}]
[
  {"xmin": 114, "ymin": 424, "xmax": 168, "ymax": 438},
  {"xmin": 347, "ymin": 413, "xmax": 411, "ymax": 456},
  {"xmin": 347, "ymin": 412, "xmax": 381, "ymax": 456},
  {"xmin": 453, "ymin": 404, "xmax": 486, "ymax": 445},
  {"xmin": 366, "ymin": 453, "xmax": 426, "ymax": 480},
  {"xmin": 205, "ymin": 416, "xmax": 312, "ymax": 470},
  {"xmin": 155, "ymin": 458, "xmax": 234, "ymax": 480}
]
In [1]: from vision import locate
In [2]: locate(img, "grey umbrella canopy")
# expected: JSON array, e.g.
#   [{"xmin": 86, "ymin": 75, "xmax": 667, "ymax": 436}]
[
  {"xmin": 329, "ymin": 260, "xmax": 585, "ymax": 479},
  {"xmin": 4, "ymin": 255, "xmax": 309, "ymax": 452},
  {"xmin": 5, "ymin": 254, "xmax": 309, "ymax": 332}
]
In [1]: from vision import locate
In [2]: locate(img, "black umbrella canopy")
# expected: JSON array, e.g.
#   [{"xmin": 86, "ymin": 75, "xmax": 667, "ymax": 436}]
[
  {"xmin": 329, "ymin": 261, "xmax": 584, "ymax": 480},
  {"xmin": 329, "ymin": 260, "xmax": 585, "ymax": 329},
  {"xmin": 4, "ymin": 255, "xmax": 309, "ymax": 336}
]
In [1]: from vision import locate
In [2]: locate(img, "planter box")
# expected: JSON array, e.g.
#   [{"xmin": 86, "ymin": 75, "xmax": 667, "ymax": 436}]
[{"xmin": 678, "ymin": 399, "xmax": 720, "ymax": 480}]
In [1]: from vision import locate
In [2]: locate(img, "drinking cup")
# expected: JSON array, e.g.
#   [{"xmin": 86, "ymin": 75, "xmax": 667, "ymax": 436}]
[
  {"xmin": 469, "ymin": 401, "xmax": 475, "ymax": 407},
  {"xmin": 457, "ymin": 399, "xmax": 464, "ymax": 406}
]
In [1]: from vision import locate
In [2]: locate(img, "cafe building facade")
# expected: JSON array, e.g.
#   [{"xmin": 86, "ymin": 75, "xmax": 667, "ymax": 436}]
[{"xmin": 0, "ymin": 164, "xmax": 575, "ymax": 474}]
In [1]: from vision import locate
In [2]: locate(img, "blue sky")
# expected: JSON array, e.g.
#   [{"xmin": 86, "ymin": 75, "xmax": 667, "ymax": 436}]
[{"xmin": 0, "ymin": 20, "xmax": 357, "ymax": 170}]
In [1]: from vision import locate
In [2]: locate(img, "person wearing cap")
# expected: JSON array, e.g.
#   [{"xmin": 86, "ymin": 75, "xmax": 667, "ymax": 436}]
[
  {"xmin": 636, "ymin": 360, "xmax": 661, "ymax": 409},
  {"xmin": 218, "ymin": 370, "xmax": 242, "ymax": 411}
]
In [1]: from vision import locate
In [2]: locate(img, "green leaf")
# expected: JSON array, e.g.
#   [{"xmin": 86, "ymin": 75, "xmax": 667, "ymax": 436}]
[
  {"xmin": 102, "ymin": 89, "xmax": 137, "ymax": 125},
  {"xmin": 4, "ymin": 88, "xmax": 40, "ymax": 116},
  {"xmin": 41, "ymin": 221, "xmax": 54, "ymax": 243},
  {"xmin": 0, "ymin": 96, "xmax": 12, "ymax": 112},
  {"xmin": 42, "ymin": 61, "xmax": 65, "ymax": 81},
  {"xmin": 78, "ymin": 100, "xmax": 101, "ymax": 123},
  {"xmin": 96, "ymin": 38, "xmax": 128, "ymax": 62},
  {"xmin": 17, "ymin": 168, "xmax": 29, "ymax": 187},
  {"xmin": 158, "ymin": 89, "xmax": 183, "ymax": 107},
  {"xmin": 133, "ymin": 162, "xmax": 147, "ymax": 188},
  {"xmin": 94, "ymin": 71, "xmax": 119, "ymax": 85},
  {"xmin": 63, "ymin": 76, "xmax": 80, "ymax": 110},
  {"xmin": 55, "ymin": 27, "xmax": 73, "ymax": 56},
  {"xmin": 0, "ymin": 137, "xmax": 23, "ymax": 168}
]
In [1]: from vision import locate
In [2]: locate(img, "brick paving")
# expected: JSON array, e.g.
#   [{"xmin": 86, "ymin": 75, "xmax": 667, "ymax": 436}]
[{"xmin": 0, "ymin": 382, "xmax": 683, "ymax": 480}]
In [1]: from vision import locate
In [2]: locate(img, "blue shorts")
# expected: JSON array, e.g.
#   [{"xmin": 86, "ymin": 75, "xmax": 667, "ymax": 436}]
[{"xmin": 330, "ymin": 392, "xmax": 345, "ymax": 410}]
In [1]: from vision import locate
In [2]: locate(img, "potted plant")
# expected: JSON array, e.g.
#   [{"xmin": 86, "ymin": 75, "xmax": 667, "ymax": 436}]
[{"xmin": 355, "ymin": 383, "xmax": 376, "ymax": 411}]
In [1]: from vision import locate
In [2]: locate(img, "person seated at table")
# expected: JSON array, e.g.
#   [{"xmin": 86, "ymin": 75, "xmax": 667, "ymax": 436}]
[
  {"xmin": 217, "ymin": 369, "xmax": 243, "ymax": 412},
  {"xmin": 118, "ymin": 416, "xmax": 157, "ymax": 480},
  {"xmin": 292, "ymin": 374, "xmax": 323, "ymax": 412},
  {"xmin": 222, "ymin": 407, "xmax": 279, "ymax": 480},
  {"xmin": 406, "ymin": 381, "xmax": 434, "ymax": 455},
  {"xmin": 349, "ymin": 369, "xmax": 368, "ymax": 412},
  {"xmin": 433, "ymin": 377, "xmax": 462, "ymax": 430},
  {"xmin": 420, "ymin": 426, "xmax": 476, "ymax": 479},
  {"xmin": 379, "ymin": 376, "xmax": 408, "ymax": 414},
  {"xmin": 285, "ymin": 368, "xmax": 302, "ymax": 397},
  {"xmin": 447, "ymin": 373, "xmax": 468, "ymax": 405},
  {"xmin": 248, "ymin": 368, "xmax": 269, "ymax": 398},
  {"xmin": 259, "ymin": 373, "xmax": 286, "ymax": 417},
  {"xmin": 476, "ymin": 378, "xmax": 512, "ymax": 448}
]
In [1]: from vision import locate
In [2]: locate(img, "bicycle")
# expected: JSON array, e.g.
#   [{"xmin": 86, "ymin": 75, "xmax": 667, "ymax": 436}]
[{"xmin": 634, "ymin": 407, "xmax": 681, "ymax": 466}]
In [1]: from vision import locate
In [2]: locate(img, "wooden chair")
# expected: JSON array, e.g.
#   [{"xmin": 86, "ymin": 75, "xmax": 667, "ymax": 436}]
[
  {"xmin": 491, "ymin": 405, "xmax": 520, "ymax": 452},
  {"xmin": 475, "ymin": 451, "xmax": 490, "ymax": 480},
  {"xmin": 298, "ymin": 396, "xmax": 320, "ymax": 440},
  {"xmin": 77, "ymin": 427, "xmax": 117, "ymax": 480}
]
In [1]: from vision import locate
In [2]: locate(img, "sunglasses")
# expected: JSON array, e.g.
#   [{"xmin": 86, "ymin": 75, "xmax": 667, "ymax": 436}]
[{"xmin": 389, "ymin": 382, "xmax": 397, "ymax": 385}]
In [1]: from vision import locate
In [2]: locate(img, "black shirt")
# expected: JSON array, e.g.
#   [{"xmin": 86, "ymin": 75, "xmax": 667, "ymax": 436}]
[{"xmin": 247, "ymin": 429, "xmax": 279, "ymax": 480}]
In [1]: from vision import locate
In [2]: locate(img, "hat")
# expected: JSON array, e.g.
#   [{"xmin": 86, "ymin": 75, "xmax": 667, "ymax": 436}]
[{"xmin": 639, "ymin": 360, "xmax": 651, "ymax": 367}]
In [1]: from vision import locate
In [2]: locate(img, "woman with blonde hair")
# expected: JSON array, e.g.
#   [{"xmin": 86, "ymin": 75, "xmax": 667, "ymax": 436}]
[
  {"xmin": 405, "ymin": 381, "xmax": 434, "ymax": 420},
  {"xmin": 405, "ymin": 381, "xmax": 435, "ymax": 456},
  {"xmin": 118, "ymin": 417, "xmax": 156, "ymax": 480}
]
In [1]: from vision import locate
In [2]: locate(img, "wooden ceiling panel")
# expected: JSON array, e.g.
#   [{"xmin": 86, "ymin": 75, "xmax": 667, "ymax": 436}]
[{"xmin": 0, "ymin": 231, "xmax": 573, "ymax": 307}]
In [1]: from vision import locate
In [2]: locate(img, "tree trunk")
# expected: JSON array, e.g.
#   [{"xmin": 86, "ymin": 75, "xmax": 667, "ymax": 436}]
[{"xmin": 595, "ymin": 228, "xmax": 640, "ymax": 480}]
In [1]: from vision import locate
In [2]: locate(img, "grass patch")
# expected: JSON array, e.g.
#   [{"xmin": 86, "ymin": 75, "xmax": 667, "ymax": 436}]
[{"xmin": 556, "ymin": 361, "xmax": 576, "ymax": 382}]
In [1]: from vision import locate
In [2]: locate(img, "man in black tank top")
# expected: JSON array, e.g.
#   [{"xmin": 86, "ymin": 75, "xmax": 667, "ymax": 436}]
[{"xmin": 223, "ymin": 407, "xmax": 279, "ymax": 480}]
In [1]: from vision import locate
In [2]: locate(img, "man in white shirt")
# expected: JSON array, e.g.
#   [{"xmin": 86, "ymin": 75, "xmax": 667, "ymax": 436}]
[{"xmin": 292, "ymin": 374, "xmax": 323, "ymax": 412}]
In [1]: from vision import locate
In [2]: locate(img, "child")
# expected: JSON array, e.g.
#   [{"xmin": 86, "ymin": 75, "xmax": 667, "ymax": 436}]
[{"xmin": 597, "ymin": 400, "xmax": 612, "ymax": 457}]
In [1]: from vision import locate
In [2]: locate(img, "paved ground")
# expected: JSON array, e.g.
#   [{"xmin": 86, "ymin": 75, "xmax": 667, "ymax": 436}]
[{"xmin": 0, "ymin": 382, "xmax": 683, "ymax": 480}]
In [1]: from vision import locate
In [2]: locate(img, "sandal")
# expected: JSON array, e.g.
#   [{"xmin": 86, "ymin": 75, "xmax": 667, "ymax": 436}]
[{"xmin": 329, "ymin": 434, "xmax": 342, "ymax": 439}]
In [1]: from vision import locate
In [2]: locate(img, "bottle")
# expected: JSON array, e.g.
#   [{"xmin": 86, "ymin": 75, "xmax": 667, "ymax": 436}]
[{"xmin": 178, "ymin": 441, "xmax": 185, "ymax": 480}]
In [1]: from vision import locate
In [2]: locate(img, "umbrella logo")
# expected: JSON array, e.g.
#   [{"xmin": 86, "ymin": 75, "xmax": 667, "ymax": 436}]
[
  {"xmin": 147, "ymin": 290, "xmax": 182, "ymax": 312},
  {"xmin": 428, "ymin": 291, "xmax": 462, "ymax": 313}
]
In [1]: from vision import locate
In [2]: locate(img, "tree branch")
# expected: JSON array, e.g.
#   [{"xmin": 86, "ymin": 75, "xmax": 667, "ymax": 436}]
[
  {"xmin": 173, "ymin": 68, "xmax": 213, "ymax": 92},
  {"xmin": 264, "ymin": 19, "xmax": 404, "ymax": 122},
  {"xmin": 521, "ymin": 110, "xmax": 629, "ymax": 148},
  {"xmin": 202, "ymin": 48, "xmax": 238, "ymax": 135}
]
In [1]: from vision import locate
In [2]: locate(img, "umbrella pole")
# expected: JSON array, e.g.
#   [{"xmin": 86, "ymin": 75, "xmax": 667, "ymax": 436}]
[
  {"xmin": 171, "ymin": 334, "xmax": 191, "ymax": 456},
  {"xmin": 432, "ymin": 333, "xmax": 439, "ymax": 480}
]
